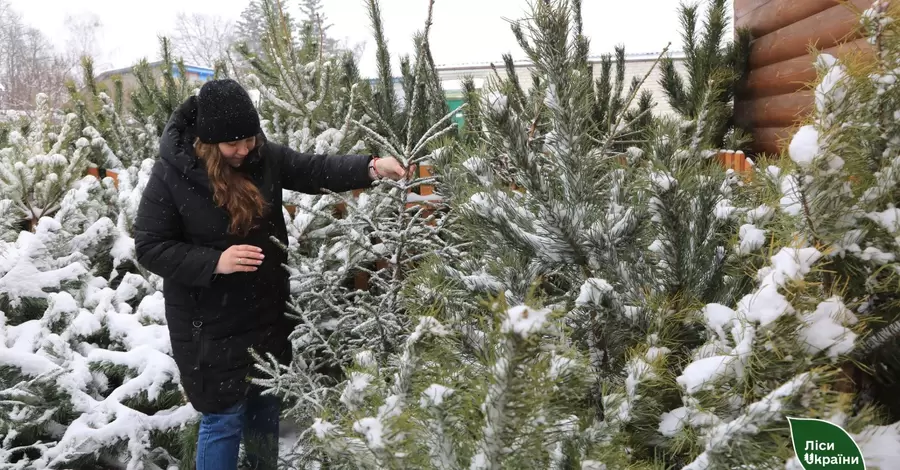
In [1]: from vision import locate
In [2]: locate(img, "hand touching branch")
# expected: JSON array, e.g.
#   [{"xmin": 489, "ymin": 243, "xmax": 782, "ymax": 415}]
[{"xmin": 370, "ymin": 156, "xmax": 416, "ymax": 181}]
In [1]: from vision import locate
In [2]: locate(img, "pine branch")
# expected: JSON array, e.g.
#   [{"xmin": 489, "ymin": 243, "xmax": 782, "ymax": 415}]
[
  {"xmin": 365, "ymin": 0, "xmax": 397, "ymax": 127},
  {"xmin": 598, "ymin": 45, "xmax": 671, "ymax": 158}
]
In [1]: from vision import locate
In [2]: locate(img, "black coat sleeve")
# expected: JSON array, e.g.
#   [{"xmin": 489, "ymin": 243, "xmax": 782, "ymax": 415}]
[
  {"xmin": 278, "ymin": 144, "xmax": 373, "ymax": 194},
  {"xmin": 133, "ymin": 166, "xmax": 222, "ymax": 288}
]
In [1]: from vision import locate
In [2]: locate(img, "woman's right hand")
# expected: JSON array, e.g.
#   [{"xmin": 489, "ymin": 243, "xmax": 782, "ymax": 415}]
[{"xmin": 215, "ymin": 245, "xmax": 264, "ymax": 274}]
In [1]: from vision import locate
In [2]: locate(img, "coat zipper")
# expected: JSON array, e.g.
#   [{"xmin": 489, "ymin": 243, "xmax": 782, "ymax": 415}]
[{"xmin": 192, "ymin": 319, "xmax": 204, "ymax": 392}]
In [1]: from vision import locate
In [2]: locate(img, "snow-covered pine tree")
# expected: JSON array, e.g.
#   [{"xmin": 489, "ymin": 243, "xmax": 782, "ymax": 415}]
[
  {"xmin": 405, "ymin": 0, "xmax": 801, "ymax": 467},
  {"xmin": 295, "ymin": 0, "xmax": 703, "ymax": 464},
  {"xmin": 66, "ymin": 57, "xmax": 158, "ymax": 170},
  {"xmin": 239, "ymin": 0, "xmax": 365, "ymax": 155},
  {"xmin": 309, "ymin": 298, "xmax": 598, "ymax": 469},
  {"xmin": 0, "ymin": 105, "xmax": 100, "ymax": 448},
  {"xmin": 63, "ymin": 56, "xmax": 167, "ymax": 294},
  {"xmin": 0, "ymin": 57, "xmax": 197, "ymax": 465},
  {"xmin": 430, "ymin": 0, "xmax": 687, "ymax": 387},
  {"xmin": 0, "ymin": 152, "xmax": 193, "ymax": 468},
  {"xmin": 597, "ymin": 3, "xmax": 900, "ymax": 468},
  {"xmin": 573, "ymin": 115, "xmax": 760, "ymax": 467},
  {"xmin": 848, "ymin": 0, "xmax": 900, "ymax": 423},
  {"xmin": 659, "ymin": 0, "xmax": 751, "ymax": 149},
  {"xmin": 0, "ymin": 93, "xmax": 98, "ymax": 232},
  {"xmin": 231, "ymin": 0, "xmax": 303, "ymax": 80},
  {"xmin": 0, "ymin": 109, "xmax": 30, "ymax": 149},
  {"xmin": 249, "ymin": 0, "xmax": 467, "ymax": 465},
  {"xmin": 448, "ymin": 14, "xmax": 656, "ymax": 193}
]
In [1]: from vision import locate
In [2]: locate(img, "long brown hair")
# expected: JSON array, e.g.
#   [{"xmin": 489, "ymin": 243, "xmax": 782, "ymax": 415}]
[{"xmin": 194, "ymin": 139, "xmax": 268, "ymax": 236}]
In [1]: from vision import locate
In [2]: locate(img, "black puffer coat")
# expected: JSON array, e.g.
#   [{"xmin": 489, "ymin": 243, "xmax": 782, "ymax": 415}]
[{"xmin": 134, "ymin": 96, "xmax": 373, "ymax": 414}]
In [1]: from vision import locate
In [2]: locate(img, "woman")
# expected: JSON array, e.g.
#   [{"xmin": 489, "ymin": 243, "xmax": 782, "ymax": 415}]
[{"xmin": 133, "ymin": 79, "xmax": 408, "ymax": 470}]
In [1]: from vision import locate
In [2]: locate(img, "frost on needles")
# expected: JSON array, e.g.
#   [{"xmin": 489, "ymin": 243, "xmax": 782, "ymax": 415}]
[
  {"xmin": 246, "ymin": 1, "xmax": 469, "ymax": 465},
  {"xmin": 369, "ymin": 0, "xmax": 900, "ymax": 468},
  {"xmin": 624, "ymin": 2, "xmax": 900, "ymax": 468},
  {"xmin": 311, "ymin": 301, "xmax": 595, "ymax": 470}
]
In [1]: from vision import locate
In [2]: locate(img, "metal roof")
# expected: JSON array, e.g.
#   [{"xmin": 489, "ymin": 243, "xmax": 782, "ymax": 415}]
[{"xmin": 95, "ymin": 60, "xmax": 214, "ymax": 81}]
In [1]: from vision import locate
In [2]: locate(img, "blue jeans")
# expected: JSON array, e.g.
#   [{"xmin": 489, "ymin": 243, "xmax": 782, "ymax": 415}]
[{"xmin": 196, "ymin": 391, "xmax": 281, "ymax": 470}]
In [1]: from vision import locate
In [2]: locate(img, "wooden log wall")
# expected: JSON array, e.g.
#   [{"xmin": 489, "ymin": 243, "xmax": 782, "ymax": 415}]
[{"xmin": 734, "ymin": 0, "xmax": 874, "ymax": 156}]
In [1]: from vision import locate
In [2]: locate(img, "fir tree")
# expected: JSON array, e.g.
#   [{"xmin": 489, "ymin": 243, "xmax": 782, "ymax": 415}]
[{"xmin": 659, "ymin": 0, "xmax": 751, "ymax": 149}]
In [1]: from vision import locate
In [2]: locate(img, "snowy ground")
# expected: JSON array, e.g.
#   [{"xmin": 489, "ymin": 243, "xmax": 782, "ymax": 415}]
[{"xmin": 277, "ymin": 418, "xmax": 303, "ymax": 466}]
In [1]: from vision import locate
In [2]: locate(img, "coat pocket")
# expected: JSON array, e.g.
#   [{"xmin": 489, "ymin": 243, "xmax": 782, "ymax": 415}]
[{"xmin": 189, "ymin": 287, "xmax": 205, "ymax": 307}]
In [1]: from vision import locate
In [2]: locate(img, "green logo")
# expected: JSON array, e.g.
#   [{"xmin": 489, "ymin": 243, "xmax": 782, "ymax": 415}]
[{"xmin": 788, "ymin": 417, "xmax": 865, "ymax": 469}]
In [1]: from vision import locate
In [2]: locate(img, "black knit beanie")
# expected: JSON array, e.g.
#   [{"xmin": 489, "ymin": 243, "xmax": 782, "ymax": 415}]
[{"xmin": 195, "ymin": 79, "xmax": 261, "ymax": 144}]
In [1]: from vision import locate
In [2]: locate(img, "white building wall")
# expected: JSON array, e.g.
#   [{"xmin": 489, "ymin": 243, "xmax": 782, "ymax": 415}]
[{"xmin": 606, "ymin": 58, "xmax": 688, "ymax": 117}]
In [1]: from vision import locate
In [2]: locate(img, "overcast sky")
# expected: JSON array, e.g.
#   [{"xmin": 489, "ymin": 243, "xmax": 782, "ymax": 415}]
[{"xmin": 7, "ymin": 0, "xmax": 705, "ymax": 78}]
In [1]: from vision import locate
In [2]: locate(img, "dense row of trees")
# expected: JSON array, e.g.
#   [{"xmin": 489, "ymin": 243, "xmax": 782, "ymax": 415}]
[{"xmin": 3, "ymin": 0, "xmax": 898, "ymax": 468}]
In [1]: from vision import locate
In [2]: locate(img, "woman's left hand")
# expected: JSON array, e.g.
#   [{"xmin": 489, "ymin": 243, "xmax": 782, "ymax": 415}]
[{"xmin": 374, "ymin": 157, "xmax": 416, "ymax": 181}]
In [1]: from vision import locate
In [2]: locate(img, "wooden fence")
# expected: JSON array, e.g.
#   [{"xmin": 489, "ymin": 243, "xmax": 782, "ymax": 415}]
[{"xmin": 734, "ymin": 0, "xmax": 874, "ymax": 156}]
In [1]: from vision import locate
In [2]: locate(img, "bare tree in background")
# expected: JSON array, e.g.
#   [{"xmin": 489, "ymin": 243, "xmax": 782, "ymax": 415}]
[
  {"xmin": 63, "ymin": 12, "xmax": 105, "ymax": 83},
  {"xmin": 171, "ymin": 12, "xmax": 234, "ymax": 67},
  {"xmin": 337, "ymin": 37, "xmax": 366, "ymax": 64},
  {"xmin": 234, "ymin": 0, "xmax": 265, "ymax": 57},
  {"xmin": 0, "ymin": 1, "xmax": 71, "ymax": 109},
  {"xmin": 64, "ymin": 12, "xmax": 103, "ymax": 60}
]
